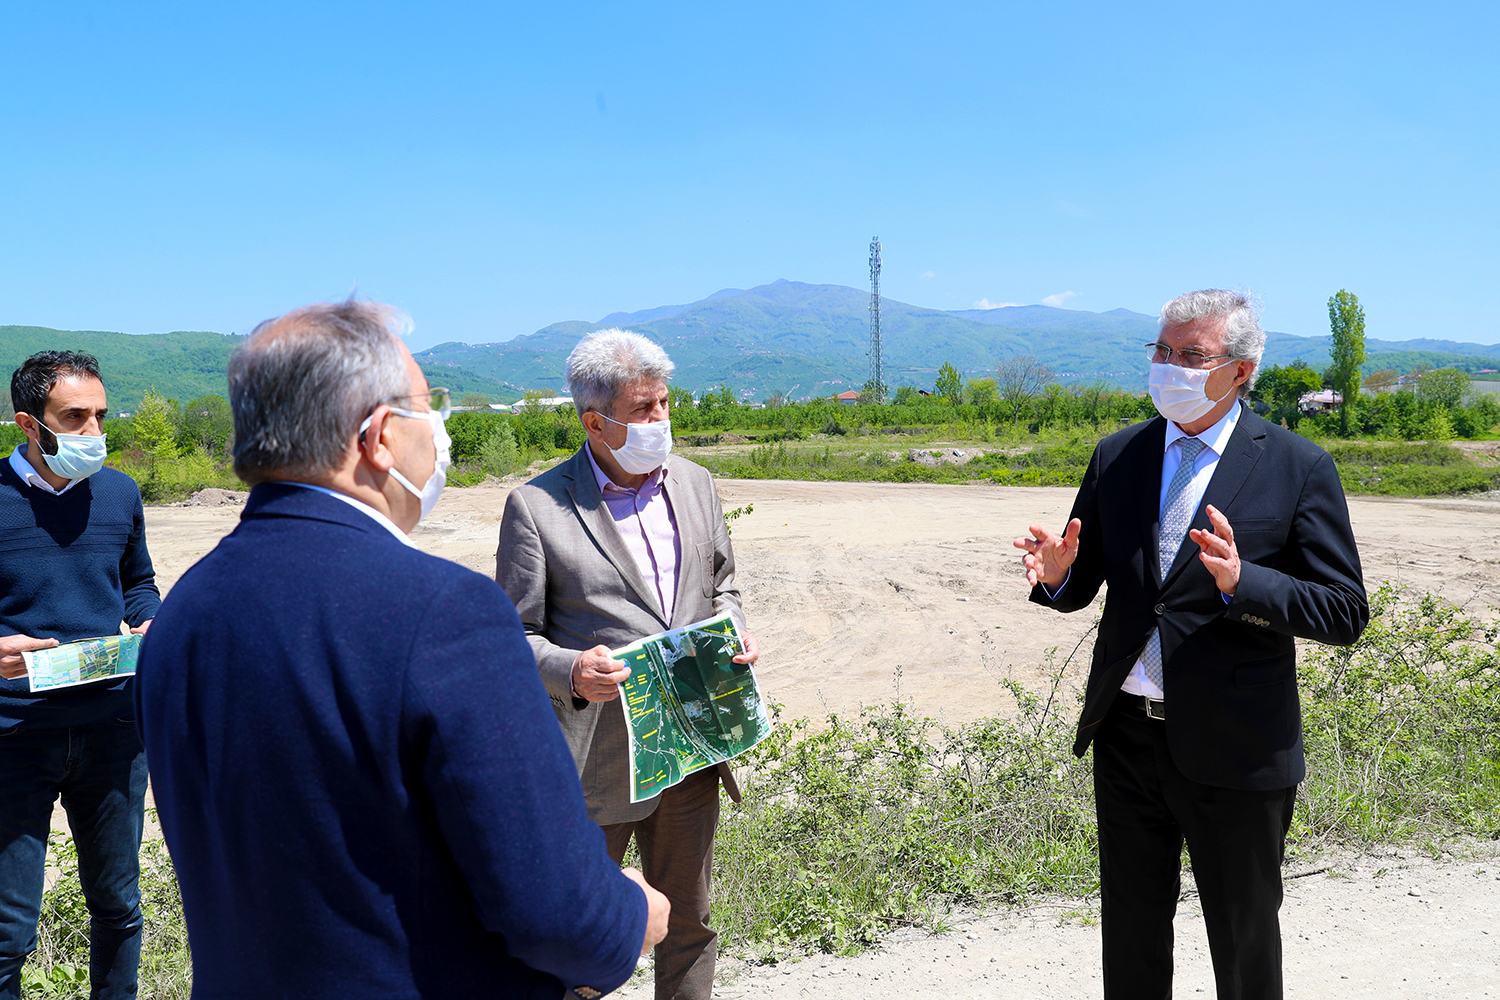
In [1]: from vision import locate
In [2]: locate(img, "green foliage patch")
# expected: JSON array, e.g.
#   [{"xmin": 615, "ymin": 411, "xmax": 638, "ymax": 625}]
[
  {"xmin": 1297, "ymin": 583, "xmax": 1500, "ymax": 845},
  {"xmin": 1326, "ymin": 441, "xmax": 1500, "ymax": 496},
  {"xmin": 25, "ymin": 836, "xmax": 189, "ymax": 999},
  {"xmin": 22, "ymin": 588, "xmax": 1500, "ymax": 984}
]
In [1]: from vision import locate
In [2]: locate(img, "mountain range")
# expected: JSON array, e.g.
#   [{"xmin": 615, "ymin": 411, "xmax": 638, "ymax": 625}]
[
  {"xmin": 6, "ymin": 281, "xmax": 1500, "ymax": 410},
  {"xmin": 415, "ymin": 280, "xmax": 1500, "ymax": 400}
]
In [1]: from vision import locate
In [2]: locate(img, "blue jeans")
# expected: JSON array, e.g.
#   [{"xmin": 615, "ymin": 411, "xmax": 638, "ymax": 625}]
[{"xmin": 0, "ymin": 719, "xmax": 148, "ymax": 1000}]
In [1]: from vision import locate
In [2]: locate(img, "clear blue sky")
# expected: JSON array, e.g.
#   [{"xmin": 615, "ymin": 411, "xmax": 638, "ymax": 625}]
[{"xmin": 3, "ymin": 1, "xmax": 1496, "ymax": 350}]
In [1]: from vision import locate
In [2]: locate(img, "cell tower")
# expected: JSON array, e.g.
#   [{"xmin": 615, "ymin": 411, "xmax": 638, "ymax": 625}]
[{"xmin": 868, "ymin": 236, "xmax": 884, "ymax": 399}]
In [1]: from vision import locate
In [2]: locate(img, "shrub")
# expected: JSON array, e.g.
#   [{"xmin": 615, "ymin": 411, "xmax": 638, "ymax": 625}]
[
  {"xmin": 25, "ymin": 835, "xmax": 191, "ymax": 998},
  {"xmin": 1297, "ymin": 583, "xmax": 1500, "ymax": 845}
]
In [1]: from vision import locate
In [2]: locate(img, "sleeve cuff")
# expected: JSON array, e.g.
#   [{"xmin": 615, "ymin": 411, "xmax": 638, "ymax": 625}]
[{"xmin": 1042, "ymin": 568, "xmax": 1071, "ymax": 601}]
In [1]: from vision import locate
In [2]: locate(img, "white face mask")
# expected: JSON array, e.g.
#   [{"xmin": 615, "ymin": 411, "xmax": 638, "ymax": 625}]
[
  {"xmin": 28, "ymin": 416, "xmax": 108, "ymax": 481},
  {"xmin": 1148, "ymin": 361, "xmax": 1237, "ymax": 424},
  {"xmin": 597, "ymin": 413, "xmax": 672, "ymax": 475},
  {"xmin": 360, "ymin": 407, "xmax": 451, "ymax": 523}
]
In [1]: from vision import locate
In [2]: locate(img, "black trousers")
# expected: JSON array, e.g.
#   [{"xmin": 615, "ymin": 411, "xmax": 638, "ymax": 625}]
[{"xmin": 1093, "ymin": 697, "xmax": 1297, "ymax": 1000}]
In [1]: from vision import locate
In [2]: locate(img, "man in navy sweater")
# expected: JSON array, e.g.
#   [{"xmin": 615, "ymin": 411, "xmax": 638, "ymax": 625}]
[
  {"xmin": 0, "ymin": 351, "xmax": 160, "ymax": 1000},
  {"xmin": 136, "ymin": 299, "xmax": 666, "ymax": 999}
]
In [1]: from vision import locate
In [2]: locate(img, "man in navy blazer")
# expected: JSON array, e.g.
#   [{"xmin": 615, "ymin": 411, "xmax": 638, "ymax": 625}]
[
  {"xmin": 1016, "ymin": 290, "xmax": 1367, "ymax": 1000},
  {"xmin": 136, "ymin": 300, "xmax": 667, "ymax": 1000}
]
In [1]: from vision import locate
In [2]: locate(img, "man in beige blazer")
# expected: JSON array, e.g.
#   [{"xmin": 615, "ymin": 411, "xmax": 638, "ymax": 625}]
[{"xmin": 496, "ymin": 329, "xmax": 758, "ymax": 1000}]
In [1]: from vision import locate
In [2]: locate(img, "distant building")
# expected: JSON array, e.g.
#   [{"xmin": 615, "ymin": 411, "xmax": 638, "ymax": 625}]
[
  {"xmin": 508, "ymin": 397, "xmax": 574, "ymax": 414},
  {"xmin": 835, "ymin": 390, "xmax": 861, "ymax": 406},
  {"xmin": 1298, "ymin": 389, "xmax": 1341, "ymax": 414}
]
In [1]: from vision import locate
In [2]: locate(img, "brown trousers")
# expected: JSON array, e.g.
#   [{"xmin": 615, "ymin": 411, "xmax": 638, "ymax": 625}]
[{"xmin": 601, "ymin": 767, "xmax": 721, "ymax": 1000}]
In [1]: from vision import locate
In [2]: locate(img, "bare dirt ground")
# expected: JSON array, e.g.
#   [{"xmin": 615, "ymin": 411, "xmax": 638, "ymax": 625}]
[{"xmin": 134, "ymin": 479, "xmax": 1500, "ymax": 998}]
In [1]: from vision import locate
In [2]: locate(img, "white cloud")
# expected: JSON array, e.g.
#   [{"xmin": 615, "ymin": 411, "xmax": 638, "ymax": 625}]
[
  {"xmin": 920, "ymin": 270, "xmax": 936, "ymax": 279},
  {"xmin": 1042, "ymin": 291, "xmax": 1077, "ymax": 308},
  {"xmin": 973, "ymin": 297, "xmax": 1023, "ymax": 310}
]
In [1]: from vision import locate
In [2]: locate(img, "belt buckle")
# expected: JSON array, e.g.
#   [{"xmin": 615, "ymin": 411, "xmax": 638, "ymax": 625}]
[{"xmin": 1141, "ymin": 696, "xmax": 1166, "ymax": 721}]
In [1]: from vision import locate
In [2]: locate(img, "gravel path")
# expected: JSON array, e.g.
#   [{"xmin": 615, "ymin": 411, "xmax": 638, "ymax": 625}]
[{"xmin": 616, "ymin": 850, "xmax": 1500, "ymax": 999}]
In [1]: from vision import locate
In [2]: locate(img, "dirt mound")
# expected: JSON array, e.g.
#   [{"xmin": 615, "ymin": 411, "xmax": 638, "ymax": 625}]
[{"xmin": 179, "ymin": 488, "xmax": 249, "ymax": 507}]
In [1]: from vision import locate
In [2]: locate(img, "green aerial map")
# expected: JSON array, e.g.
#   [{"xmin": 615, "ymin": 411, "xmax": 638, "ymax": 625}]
[
  {"xmin": 615, "ymin": 613, "xmax": 773, "ymax": 803},
  {"xmin": 24, "ymin": 634, "xmax": 142, "ymax": 693}
]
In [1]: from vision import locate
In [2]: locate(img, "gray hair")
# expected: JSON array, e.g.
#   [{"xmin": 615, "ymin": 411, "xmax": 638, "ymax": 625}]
[
  {"xmin": 1160, "ymin": 289, "xmax": 1265, "ymax": 394},
  {"xmin": 229, "ymin": 300, "xmax": 412, "ymax": 485},
  {"xmin": 565, "ymin": 328, "xmax": 675, "ymax": 417}
]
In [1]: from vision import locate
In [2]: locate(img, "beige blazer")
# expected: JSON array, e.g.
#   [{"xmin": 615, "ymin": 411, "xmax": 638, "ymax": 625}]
[{"xmin": 495, "ymin": 447, "xmax": 745, "ymax": 825}]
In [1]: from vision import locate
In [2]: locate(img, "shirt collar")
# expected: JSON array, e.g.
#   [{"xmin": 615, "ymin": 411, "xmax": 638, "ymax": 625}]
[
  {"xmin": 273, "ymin": 481, "xmax": 417, "ymax": 547},
  {"xmin": 584, "ymin": 442, "xmax": 667, "ymax": 495},
  {"xmin": 8, "ymin": 443, "xmax": 80, "ymax": 496},
  {"xmin": 1163, "ymin": 399, "xmax": 1242, "ymax": 458}
]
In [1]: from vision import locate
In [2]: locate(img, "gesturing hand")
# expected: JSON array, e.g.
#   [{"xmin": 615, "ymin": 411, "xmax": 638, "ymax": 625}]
[
  {"xmin": 1188, "ymin": 504, "xmax": 1241, "ymax": 596},
  {"xmin": 0, "ymin": 634, "xmax": 60, "ymax": 680},
  {"xmin": 571, "ymin": 646, "xmax": 631, "ymax": 702},
  {"xmin": 1013, "ymin": 518, "xmax": 1082, "ymax": 588}
]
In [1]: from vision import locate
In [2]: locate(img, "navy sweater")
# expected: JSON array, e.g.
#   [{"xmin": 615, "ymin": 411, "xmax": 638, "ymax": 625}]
[{"xmin": 0, "ymin": 451, "xmax": 160, "ymax": 729}]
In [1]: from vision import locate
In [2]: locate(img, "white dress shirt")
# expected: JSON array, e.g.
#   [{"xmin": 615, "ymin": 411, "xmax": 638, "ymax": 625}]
[{"xmin": 8, "ymin": 444, "xmax": 81, "ymax": 495}]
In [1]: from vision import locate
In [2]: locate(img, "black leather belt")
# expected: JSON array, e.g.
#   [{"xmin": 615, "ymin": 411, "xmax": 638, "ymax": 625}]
[{"xmin": 1128, "ymin": 694, "xmax": 1166, "ymax": 721}]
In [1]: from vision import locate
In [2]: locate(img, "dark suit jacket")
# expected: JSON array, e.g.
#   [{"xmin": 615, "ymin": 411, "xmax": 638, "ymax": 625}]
[
  {"xmin": 1032, "ymin": 403, "xmax": 1368, "ymax": 790},
  {"xmin": 136, "ymin": 484, "xmax": 645, "ymax": 1000},
  {"xmin": 496, "ymin": 449, "xmax": 744, "ymax": 825}
]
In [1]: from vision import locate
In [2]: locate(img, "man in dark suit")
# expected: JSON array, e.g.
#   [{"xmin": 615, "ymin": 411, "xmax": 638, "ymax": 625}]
[
  {"xmin": 1015, "ymin": 289, "xmax": 1367, "ymax": 1000},
  {"xmin": 136, "ymin": 300, "xmax": 667, "ymax": 1000}
]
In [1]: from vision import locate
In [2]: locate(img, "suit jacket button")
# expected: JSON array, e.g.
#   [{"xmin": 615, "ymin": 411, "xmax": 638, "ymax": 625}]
[{"xmin": 1154, "ymin": 603, "xmax": 1165, "ymax": 615}]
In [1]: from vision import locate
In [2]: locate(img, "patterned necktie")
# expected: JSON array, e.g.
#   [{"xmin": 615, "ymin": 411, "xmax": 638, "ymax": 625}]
[{"xmin": 1140, "ymin": 436, "xmax": 1206, "ymax": 692}]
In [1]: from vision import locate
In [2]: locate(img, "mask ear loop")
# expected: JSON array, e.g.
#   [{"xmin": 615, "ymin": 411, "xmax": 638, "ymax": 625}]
[
  {"xmin": 1205, "ymin": 359, "xmax": 1242, "ymax": 406},
  {"xmin": 23, "ymin": 414, "xmax": 61, "ymax": 456}
]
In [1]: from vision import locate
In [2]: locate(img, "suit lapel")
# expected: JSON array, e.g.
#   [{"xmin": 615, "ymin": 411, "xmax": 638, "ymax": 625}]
[
  {"xmin": 561, "ymin": 449, "xmax": 670, "ymax": 627},
  {"xmin": 1162, "ymin": 403, "xmax": 1266, "ymax": 586},
  {"xmin": 1133, "ymin": 418, "xmax": 1169, "ymax": 587}
]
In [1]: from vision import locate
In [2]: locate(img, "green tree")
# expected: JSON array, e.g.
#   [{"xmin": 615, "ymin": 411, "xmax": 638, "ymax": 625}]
[
  {"xmin": 893, "ymin": 386, "xmax": 920, "ymax": 406},
  {"xmin": 1328, "ymin": 290, "xmax": 1366, "ymax": 436},
  {"xmin": 967, "ymin": 378, "xmax": 998, "ymax": 406},
  {"xmin": 179, "ymin": 394, "xmax": 233, "ymax": 457},
  {"xmin": 667, "ymin": 386, "xmax": 696, "ymax": 413},
  {"xmin": 934, "ymin": 362, "xmax": 964, "ymax": 406},
  {"xmin": 1254, "ymin": 361, "xmax": 1322, "ymax": 428},
  {"xmin": 132, "ymin": 390, "xmax": 179, "ymax": 461},
  {"xmin": 478, "ymin": 421, "xmax": 520, "ymax": 477},
  {"xmin": 1418, "ymin": 368, "xmax": 1470, "ymax": 409},
  {"xmin": 858, "ymin": 378, "xmax": 887, "ymax": 405},
  {"xmin": 1421, "ymin": 407, "xmax": 1455, "ymax": 442}
]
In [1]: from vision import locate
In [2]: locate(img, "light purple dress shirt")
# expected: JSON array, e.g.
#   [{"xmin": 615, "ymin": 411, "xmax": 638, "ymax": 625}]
[{"xmin": 585, "ymin": 444, "xmax": 681, "ymax": 622}]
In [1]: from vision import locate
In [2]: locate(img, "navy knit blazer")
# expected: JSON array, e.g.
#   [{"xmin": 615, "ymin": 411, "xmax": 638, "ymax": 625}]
[{"xmin": 136, "ymin": 484, "xmax": 645, "ymax": 999}]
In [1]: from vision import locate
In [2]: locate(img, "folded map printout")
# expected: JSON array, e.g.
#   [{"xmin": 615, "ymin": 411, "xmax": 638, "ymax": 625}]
[
  {"xmin": 22, "ymin": 635, "xmax": 142, "ymax": 693},
  {"xmin": 614, "ymin": 613, "xmax": 773, "ymax": 803}
]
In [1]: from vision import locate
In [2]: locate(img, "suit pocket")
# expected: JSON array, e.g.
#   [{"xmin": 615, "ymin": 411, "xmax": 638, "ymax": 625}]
[
  {"xmin": 697, "ymin": 540, "xmax": 715, "ymax": 598},
  {"xmin": 1234, "ymin": 655, "xmax": 1294, "ymax": 689},
  {"xmin": 1232, "ymin": 517, "xmax": 1283, "ymax": 533}
]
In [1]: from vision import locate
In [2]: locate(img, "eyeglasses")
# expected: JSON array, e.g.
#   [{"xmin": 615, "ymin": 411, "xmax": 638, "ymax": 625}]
[
  {"xmin": 1145, "ymin": 343, "xmax": 1232, "ymax": 369},
  {"xmin": 395, "ymin": 387, "xmax": 450, "ymax": 420}
]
